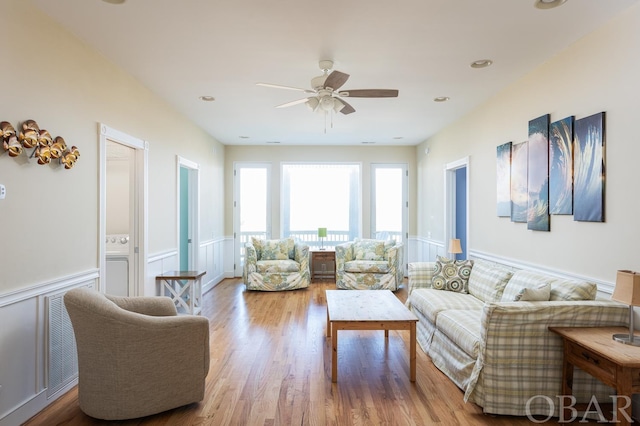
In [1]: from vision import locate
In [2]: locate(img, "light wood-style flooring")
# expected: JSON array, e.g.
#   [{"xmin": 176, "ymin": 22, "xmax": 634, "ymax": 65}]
[{"xmin": 26, "ymin": 279, "xmax": 567, "ymax": 425}]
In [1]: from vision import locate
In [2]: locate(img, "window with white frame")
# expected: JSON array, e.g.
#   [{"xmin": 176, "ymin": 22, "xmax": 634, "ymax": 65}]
[{"xmin": 282, "ymin": 163, "xmax": 360, "ymax": 248}]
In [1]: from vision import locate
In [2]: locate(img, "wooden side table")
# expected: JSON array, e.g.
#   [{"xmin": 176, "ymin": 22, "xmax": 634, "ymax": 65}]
[
  {"xmin": 549, "ymin": 326, "xmax": 640, "ymax": 425},
  {"xmin": 310, "ymin": 249, "xmax": 335, "ymax": 281},
  {"xmin": 156, "ymin": 270, "xmax": 206, "ymax": 315}
]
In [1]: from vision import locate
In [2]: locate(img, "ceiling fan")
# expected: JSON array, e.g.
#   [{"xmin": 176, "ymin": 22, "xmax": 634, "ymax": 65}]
[{"xmin": 257, "ymin": 60, "xmax": 399, "ymax": 115}]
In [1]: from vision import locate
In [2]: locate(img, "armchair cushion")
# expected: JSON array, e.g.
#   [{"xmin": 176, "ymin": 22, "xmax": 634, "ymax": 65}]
[
  {"xmin": 257, "ymin": 259, "xmax": 300, "ymax": 273},
  {"xmin": 344, "ymin": 260, "xmax": 390, "ymax": 274}
]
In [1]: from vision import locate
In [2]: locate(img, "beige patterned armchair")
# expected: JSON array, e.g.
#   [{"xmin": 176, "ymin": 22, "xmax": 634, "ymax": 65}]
[
  {"xmin": 335, "ymin": 238, "xmax": 404, "ymax": 290},
  {"xmin": 243, "ymin": 237, "xmax": 310, "ymax": 291}
]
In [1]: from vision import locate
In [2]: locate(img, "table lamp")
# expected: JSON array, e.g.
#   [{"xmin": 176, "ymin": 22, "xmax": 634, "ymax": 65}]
[
  {"xmin": 318, "ymin": 228, "xmax": 327, "ymax": 250},
  {"xmin": 611, "ymin": 269, "xmax": 640, "ymax": 346},
  {"xmin": 449, "ymin": 238, "xmax": 462, "ymax": 259}
]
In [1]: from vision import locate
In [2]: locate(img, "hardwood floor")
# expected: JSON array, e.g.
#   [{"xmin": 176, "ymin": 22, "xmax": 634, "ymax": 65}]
[{"xmin": 25, "ymin": 279, "xmax": 559, "ymax": 425}]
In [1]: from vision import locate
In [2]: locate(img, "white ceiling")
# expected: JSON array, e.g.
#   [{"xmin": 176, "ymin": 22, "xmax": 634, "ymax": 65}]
[{"xmin": 31, "ymin": 0, "xmax": 638, "ymax": 146}]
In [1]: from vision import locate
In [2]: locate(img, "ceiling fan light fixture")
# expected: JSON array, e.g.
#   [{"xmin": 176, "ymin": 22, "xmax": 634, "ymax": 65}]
[
  {"xmin": 333, "ymin": 98, "xmax": 345, "ymax": 113},
  {"xmin": 306, "ymin": 97, "xmax": 319, "ymax": 112},
  {"xmin": 320, "ymin": 96, "xmax": 334, "ymax": 111},
  {"xmin": 534, "ymin": 0, "xmax": 567, "ymax": 9}
]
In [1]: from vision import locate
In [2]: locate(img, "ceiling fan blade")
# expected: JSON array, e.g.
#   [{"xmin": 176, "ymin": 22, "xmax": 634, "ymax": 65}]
[
  {"xmin": 257, "ymin": 83, "xmax": 315, "ymax": 94},
  {"xmin": 339, "ymin": 99, "xmax": 356, "ymax": 115},
  {"xmin": 323, "ymin": 71, "xmax": 350, "ymax": 91},
  {"xmin": 275, "ymin": 98, "xmax": 310, "ymax": 108},
  {"xmin": 338, "ymin": 89, "xmax": 399, "ymax": 98}
]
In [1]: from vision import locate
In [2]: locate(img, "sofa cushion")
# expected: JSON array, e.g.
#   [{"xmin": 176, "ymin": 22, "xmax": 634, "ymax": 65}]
[
  {"xmin": 436, "ymin": 309, "xmax": 482, "ymax": 358},
  {"xmin": 257, "ymin": 259, "xmax": 300, "ymax": 273},
  {"xmin": 344, "ymin": 260, "xmax": 390, "ymax": 274},
  {"xmin": 468, "ymin": 261, "xmax": 513, "ymax": 302},
  {"xmin": 550, "ymin": 279, "xmax": 597, "ymax": 301},
  {"xmin": 432, "ymin": 256, "xmax": 473, "ymax": 293},
  {"xmin": 259, "ymin": 238, "xmax": 294, "ymax": 260},
  {"xmin": 409, "ymin": 288, "xmax": 484, "ymax": 323},
  {"xmin": 501, "ymin": 270, "xmax": 555, "ymax": 302},
  {"xmin": 353, "ymin": 238, "xmax": 385, "ymax": 261}
]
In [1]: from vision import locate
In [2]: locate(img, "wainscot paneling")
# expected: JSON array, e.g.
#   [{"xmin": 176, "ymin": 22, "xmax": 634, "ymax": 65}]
[
  {"xmin": 198, "ymin": 238, "xmax": 226, "ymax": 294},
  {"xmin": 0, "ymin": 270, "xmax": 98, "ymax": 426}
]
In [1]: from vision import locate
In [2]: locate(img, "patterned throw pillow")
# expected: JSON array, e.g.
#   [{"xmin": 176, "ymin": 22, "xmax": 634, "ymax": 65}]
[
  {"xmin": 260, "ymin": 238, "xmax": 294, "ymax": 260},
  {"xmin": 432, "ymin": 255, "xmax": 474, "ymax": 293},
  {"xmin": 353, "ymin": 238, "xmax": 385, "ymax": 261}
]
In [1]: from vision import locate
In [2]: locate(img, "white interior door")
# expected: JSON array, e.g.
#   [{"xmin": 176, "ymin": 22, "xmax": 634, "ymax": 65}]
[
  {"xmin": 177, "ymin": 156, "xmax": 200, "ymax": 272},
  {"xmin": 100, "ymin": 124, "xmax": 148, "ymax": 296},
  {"xmin": 234, "ymin": 163, "xmax": 271, "ymax": 277}
]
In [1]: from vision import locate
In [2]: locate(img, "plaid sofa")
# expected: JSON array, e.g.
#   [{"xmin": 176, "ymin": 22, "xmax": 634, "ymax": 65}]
[{"xmin": 407, "ymin": 260, "xmax": 628, "ymax": 417}]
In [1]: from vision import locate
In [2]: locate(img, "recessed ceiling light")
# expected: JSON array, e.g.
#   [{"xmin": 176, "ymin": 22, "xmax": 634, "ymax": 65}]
[
  {"xmin": 199, "ymin": 95, "xmax": 215, "ymax": 102},
  {"xmin": 239, "ymin": 136, "xmax": 250, "ymax": 139},
  {"xmin": 266, "ymin": 141, "xmax": 281, "ymax": 144},
  {"xmin": 361, "ymin": 141, "xmax": 376, "ymax": 144},
  {"xmin": 433, "ymin": 96, "xmax": 450, "ymax": 102},
  {"xmin": 534, "ymin": 0, "xmax": 567, "ymax": 10},
  {"xmin": 470, "ymin": 59, "xmax": 493, "ymax": 69},
  {"xmin": 102, "ymin": 0, "xmax": 126, "ymax": 4},
  {"xmin": 393, "ymin": 136, "xmax": 404, "ymax": 140}
]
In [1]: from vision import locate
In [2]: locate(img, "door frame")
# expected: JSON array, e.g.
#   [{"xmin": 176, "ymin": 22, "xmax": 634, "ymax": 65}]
[
  {"xmin": 233, "ymin": 162, "xmax": 272, "ymax": 277},
  {"xmin": 444, "ymin": 157, "xmax": 469, "ymax": 257},
  {"xmin": 370, "ymin": 163, "xmax": 408, "ymax": 263},
  {"xmin": 99, "ymin": 124, "xmax": 148, "ymax": 296},
  {"xmin": 177, "ymin": 156, "xmax": 200, "ymax": 271}
]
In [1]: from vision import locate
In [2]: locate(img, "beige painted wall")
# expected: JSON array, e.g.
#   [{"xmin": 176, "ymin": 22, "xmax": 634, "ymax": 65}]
[
  {"xmin": 224, "ymin": 145, "xmax": 416, "ymax": 239},
  {"xmin": 416, "ymin": 3, "xmax": 640, "ymax": 282},
  {"xmin": 0, "ymin": 1, "xmax": 224, "ymax": 293}
]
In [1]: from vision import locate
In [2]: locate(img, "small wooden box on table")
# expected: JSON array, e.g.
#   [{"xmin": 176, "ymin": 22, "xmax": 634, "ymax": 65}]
[
  {"xmin": 156, "ymin": 270, "xmax": 206, "ymax": 315},
  {"xmin": 549, "ymin": 326, "xmax": 640, "ymax": 425},
  {"xmin": 326, "ymin": 289, "xmax": 418, "ymax": 383}
]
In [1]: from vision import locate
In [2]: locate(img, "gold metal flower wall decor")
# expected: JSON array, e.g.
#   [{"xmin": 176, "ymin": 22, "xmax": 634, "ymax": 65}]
[{"xmin": 1, "ymin": 119, "xmax": 80, "ymax": 169}]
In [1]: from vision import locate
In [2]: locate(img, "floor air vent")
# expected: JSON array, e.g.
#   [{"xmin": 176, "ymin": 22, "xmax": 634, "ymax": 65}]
[{"xmin": 46, "ymin": 290, "xmax": 79, "ymax": 397}]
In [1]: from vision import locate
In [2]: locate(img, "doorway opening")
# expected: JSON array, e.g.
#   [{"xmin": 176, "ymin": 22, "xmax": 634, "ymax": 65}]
[
  {"xmin": 444, "ymin": 157, "xmax": 469, "ymax": 260},
  {"xmin": 177, "ymin": 156, "xmax": 200, "ymax": 271}
]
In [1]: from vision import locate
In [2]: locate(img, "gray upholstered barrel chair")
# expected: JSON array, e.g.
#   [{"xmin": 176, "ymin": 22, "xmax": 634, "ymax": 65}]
[{"xmin": 63, "ymin": 287, "xmax": 210, "ymax": 420}]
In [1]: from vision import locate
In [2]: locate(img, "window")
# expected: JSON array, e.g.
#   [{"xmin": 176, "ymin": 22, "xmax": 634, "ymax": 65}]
[{"xmin": 282, "ymin": 163, "xmax": 360, "ymax": 248}]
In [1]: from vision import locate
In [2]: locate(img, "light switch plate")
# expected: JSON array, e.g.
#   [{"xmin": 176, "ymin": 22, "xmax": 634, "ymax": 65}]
[{"xmin": 0, "ymin": 184, "xmax": 5, "ymax": 199}]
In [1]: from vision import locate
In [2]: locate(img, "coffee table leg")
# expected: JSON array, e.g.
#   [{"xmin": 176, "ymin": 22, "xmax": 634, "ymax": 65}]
[
  {"xmin": 385, "ymin": 329, "xmax": 389, "ymax": 339},
  {"xmin": 332, "ymin": 325, "xmax": 338, "ymax": 382},
  {"xmin": 410, "ymin": 322, "xmax": 416, "ymax": 382},
  {"xmin": 326, "ymin": 309, "xmax": 330, "ymax": 337}
]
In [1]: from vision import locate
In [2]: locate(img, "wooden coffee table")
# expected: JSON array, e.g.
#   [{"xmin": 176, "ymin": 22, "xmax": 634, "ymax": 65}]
[{"xmin": 326, "ymin": 289, "xmax": 418, "ymax": 383}]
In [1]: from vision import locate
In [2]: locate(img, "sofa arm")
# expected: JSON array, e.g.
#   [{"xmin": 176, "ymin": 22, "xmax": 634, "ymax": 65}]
[
  {"xmin": 106, "ymin": 294, "xmax": 177, "ymax": 317},
  {"xmin": 387, "ymin": 243, "xmax": 404, "ymax": 284},
  {"xmin": 335, "ymin": 242, "xmax": 353, "ymax": 272},
  {"xmin": 465, "ymin": 300, "xmax": 629, "ymax": 410},
  {"xmin": 407, "ymin": 262, "xmax": 435, "ymax": 296}
]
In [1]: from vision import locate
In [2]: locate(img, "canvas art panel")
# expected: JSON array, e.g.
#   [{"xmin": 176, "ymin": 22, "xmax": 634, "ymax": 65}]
[
  {"xmin": 510, "ymin": 141, "xmax": 528, "ymax": 223},
  {"xmin": 527, "ymin": 114, "xmax": 550, "ymax": 231},
  {"xmin": 549, "ymin": 116, "xmax": 574, "ymax": 215},
  {"xmin": 496, "ymin": 142, "xmax": 512, "ymax": 217},
  {"xmin": 574, "ymin": 112, "xmax": 605, "ymax": 222}
]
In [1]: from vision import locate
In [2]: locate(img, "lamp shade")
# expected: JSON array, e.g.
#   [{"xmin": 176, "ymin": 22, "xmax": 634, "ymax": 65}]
[
  {"xmin": 449, "ymin": 238, "xmax": 462, "ymax": 254},
  {"xmin": 612, "ymin": 270, "xmax": 640, "ymax": 306},
  {"xmin": 317, "ymin": 228, "xmax": 327, "ymax": 238}
]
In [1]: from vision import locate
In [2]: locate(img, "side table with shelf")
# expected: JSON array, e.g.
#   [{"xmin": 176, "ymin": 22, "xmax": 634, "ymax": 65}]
[
  {"xmin": 310, "ymin": 249, "xmax": 335, "ymax": 282},
  {"xmin": 156, "ymin": 270, "xmax": 206, "ymax": 315},
  {"xmin": 549, "ymin": 326, "xmax": 640, "ymax": 425}
]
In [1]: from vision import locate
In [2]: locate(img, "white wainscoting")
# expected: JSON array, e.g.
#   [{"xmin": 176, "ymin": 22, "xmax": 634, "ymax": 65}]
[
  {"xmin": 409, "ymin": 236, "xmax": 446, "ymax": 263},
  {"xmin": 146, "ymin": 250, "xmax": 178, "ymax": 296},
  {"xmin": 198, "ymin": 238, "xmax": 226, "ymax": 293},
  {"xmin": 0, "ymin": 270, "xmax": 98, "ymax": 426}
]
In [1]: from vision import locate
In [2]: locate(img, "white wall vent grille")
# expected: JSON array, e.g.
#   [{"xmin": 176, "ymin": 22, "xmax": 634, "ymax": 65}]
[{"xmin": 46, "ymin": 290, "xmax": 79, "ymax": 397}]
